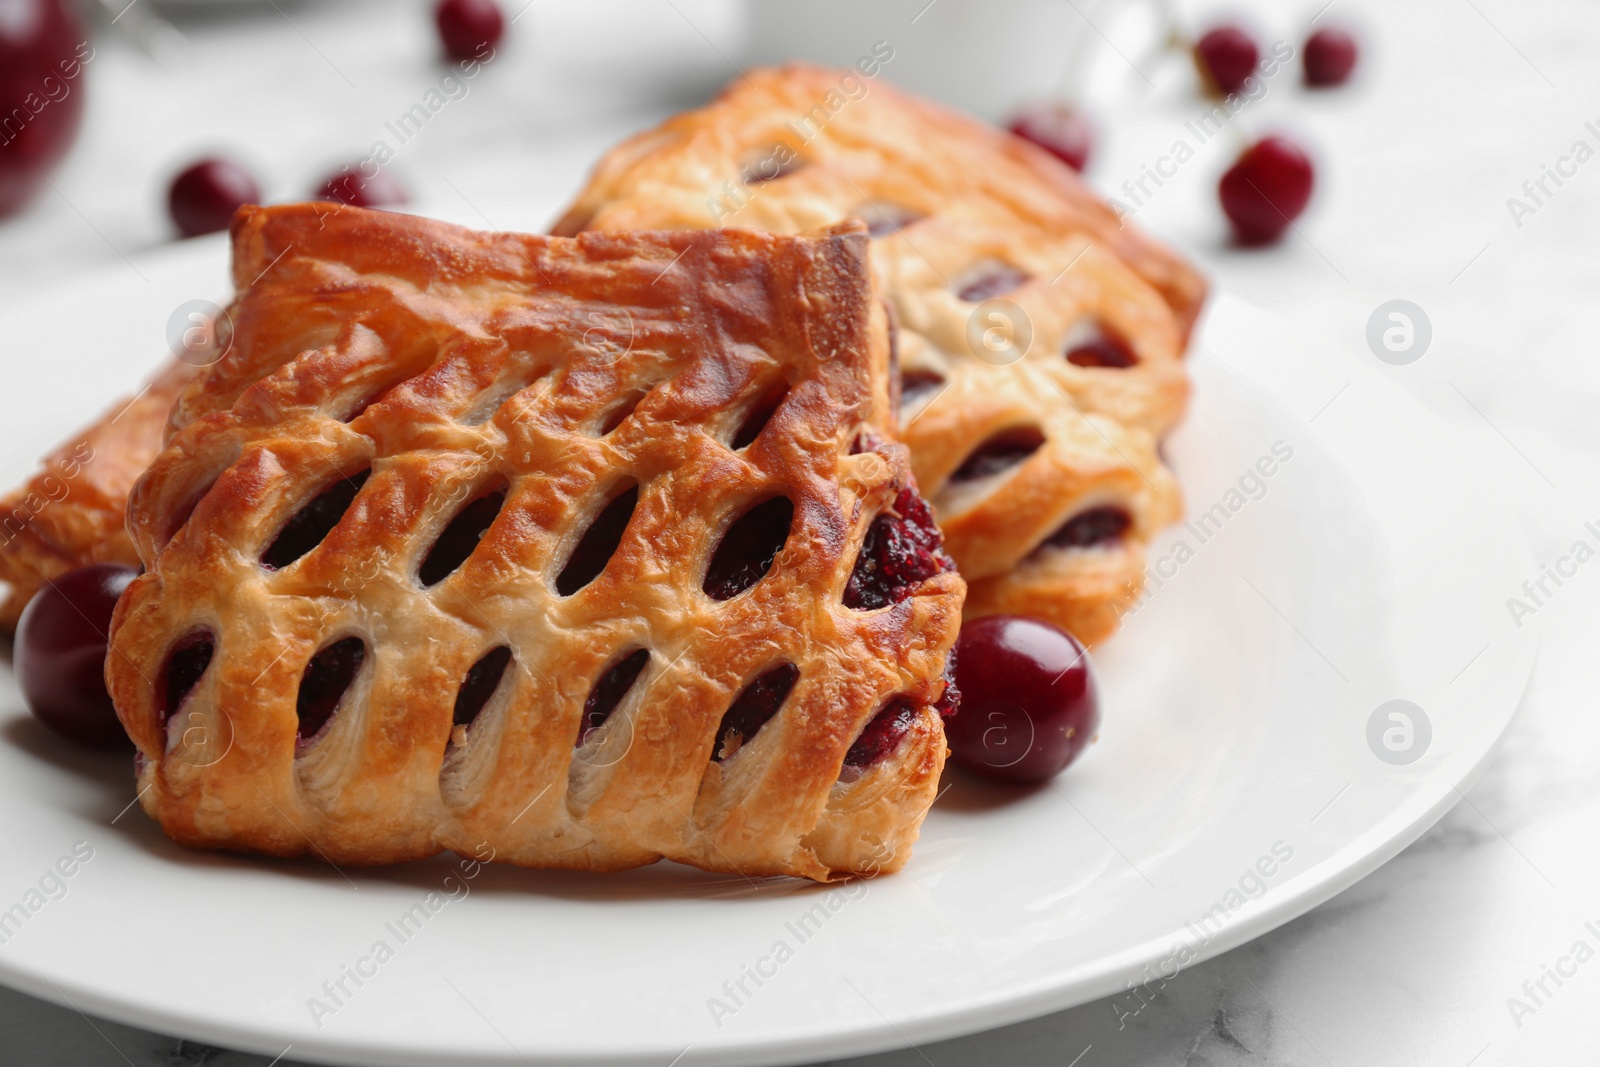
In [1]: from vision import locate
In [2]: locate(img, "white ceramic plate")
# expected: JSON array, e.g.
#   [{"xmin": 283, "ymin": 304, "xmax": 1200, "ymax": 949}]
[{"xmin": 0, "ymin": 229, "xmax": 1536, "ymax": 1067}]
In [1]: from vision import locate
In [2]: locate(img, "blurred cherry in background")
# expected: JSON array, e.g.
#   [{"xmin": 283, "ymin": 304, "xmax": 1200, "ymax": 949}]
[
  {"xmin": 1193, "ymin": 24, "xmax": 1259, "ymax": 98},
  {"xmin": 435, "ymin": 0, "xmax": 504, "ymax": 63},
  {"xmin": 0, "ymin": 0, "xmax": 90, "ymax": 218},
  {"xmin": 1304, "ymin": 26, "xmax": 1360, "ymax": 87},
  {"xmin": 1220, "ymin": 136, "xmax": 1315, "ymax": 245},
  {"xmin": 168, "ymin": 157, "xmax": 261, "ymax": 238},
  {"xmin": 1008, "ymin": 102, "xmax": 1095, "ymax": 172},
  {"xmin": 316, "ymin": 164, "xmax": 409, "ymax": 208}
]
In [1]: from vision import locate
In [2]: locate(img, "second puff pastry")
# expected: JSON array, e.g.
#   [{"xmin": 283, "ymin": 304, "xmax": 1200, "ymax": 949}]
[{"xmin": 554, "ymin": 64, "xmax": 1204, "ymax": 644}]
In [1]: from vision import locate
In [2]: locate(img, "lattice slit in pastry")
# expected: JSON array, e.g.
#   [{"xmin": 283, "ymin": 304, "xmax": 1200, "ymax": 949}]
[
  {"xmin": 419, "ymin": 483, "xmax": 509, "ymax": 587},
  {"xmin": 554, "ymin": 482, "xmax": 637, "ymax": 596}
]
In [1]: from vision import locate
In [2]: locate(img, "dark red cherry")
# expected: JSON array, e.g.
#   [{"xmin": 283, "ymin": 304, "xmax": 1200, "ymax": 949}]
[
  {"xmin": 316, "ymin": 166, "xmax": 408, "ymax": 209},
  {"xmin": 1304, "ymin": 27, "xmax": 1358, "ymax": 87},
  {"xmin": 946, "ymin": 615, "xmax": 1099, "ymax": 783},
  {"xmin": 1194, "ymin": 25, "xmax": 1259, "ymax": 97},
  {"xmin": 435, "ymin": 0, "xmax": 504, "ymax": 63},
  {"xmin": 0, "ymin": 0, "xmax": 89, "ymax": 217},
  {"xmin": 15, "ymin": 564, "xmax": 138, "ymax": 749},
  {"xmin": 168, "ymin": 157, "xmax": 261, "ymax": 238},
  {"xmin": 1219, "ymin": 136, "xmax": 1314, "ymax": 246},
  {"xmin": 1008, "ymin": 102, "xmax": 1094, "ymax": 172}
]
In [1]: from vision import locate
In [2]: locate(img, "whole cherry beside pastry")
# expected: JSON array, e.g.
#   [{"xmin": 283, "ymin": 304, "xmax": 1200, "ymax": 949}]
[
  {"xmin": 15, "ymin": 563, "xmax": 137, "ymax": 749},
  {"xmin": 1219, "ymin": 136, "xmax": 1315, "ymax": 246},
  {"xmin": 945, "ymin": 615, "xmax": 1100, "ymax": 783}
]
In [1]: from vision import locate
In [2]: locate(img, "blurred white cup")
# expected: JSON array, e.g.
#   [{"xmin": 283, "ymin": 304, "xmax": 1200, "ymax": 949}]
[{"xmin": 744, "ymin": 0, "xmax": 1135, "ymax": 122}]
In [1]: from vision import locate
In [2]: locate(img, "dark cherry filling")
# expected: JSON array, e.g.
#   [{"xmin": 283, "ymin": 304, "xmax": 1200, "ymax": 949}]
[
  {"xmin": 934, "ymin": 647, "xmax": 960, "ymax": 720},
  {"xmin": 843, "ymin": 699, "xmax": 919, "ymax": 769},
  {"xmin": 578, "ymin": 648, "xmax": 650, "ymax": 745},
  {"xmin": 1065, "ymin": 329, "xmax": 1138, "ymax": 369},
  {"xmin": 712, "ymin": 663, "xmax": 800, "ymax": 761},
  {"xmin": 730, "ymin": 384, "xmax": 789, "ymax": 450},
  {"xmin": 745, "ymin": 154, "xmax": 806, "ymax": 184},
  {"xmin": 900, "ymin": 370, "xmax": 946, "ymax": 406},
  {"xmin": 161, "ymin": 632, "xmax": 216, "ymax": 723},
  {"xmin": 343, "ymin": 385, "xmax": 395, "ymax": 423},
  {"xmin": 861, "ymin": 203, "xmax": 924, "ymax": 237},
  {"xmin": 557, "ymin": 485, "xmax": 639, "ymax": 595},
  {"xmin": 949, "ymin": 426, "xmax": 1046, "ymax": 483},
  {"xmin": 261, "ymin": 469, "xmax": 370, "ymax": 570},
  {"xmin": 296, "ymin": 637, "xmax": 365, "ymax": 742},
  {"xmin": 598, "ymin": 390, "xmax": 646, "ymax": 435},
  {"xmin": 844, "ymin": 486, "xmax": 954, "ymax": 611},
  {"xmin": 885, "ymin": 302, "xmax": 900, "ymax": 409},
  {"xmin": 1043, "ymin": 506, "xmax": 1132, "ymax": 549},
  {"xmin": 956, "ymin": 262, "xmax": 1030, "ymax": 303},
  {"xmin": 453, "ymin": 646, "xmax": 513, "ymax": 729},
  {"xmin": 851, "ymin": 430, "xmax": 883, "ymax": 456},
  {"xmin": 420, "ymin": 488, "xmax": 507, "ymax": 587},
  {"xmin": 166, "ymin": 478, "xmax": 218, "ymax": 543},
  {"xmin": 703, "ymin": 497, "xmax": 794, "ymax": 601}
]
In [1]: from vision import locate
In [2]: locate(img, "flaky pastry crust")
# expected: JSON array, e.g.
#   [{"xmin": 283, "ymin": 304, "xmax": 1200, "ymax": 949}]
[
  {"xmin": 0, "ymin": 360, "xmax": 197, "ymax": 628},
  {"xmin": 553, "ymin": 65, "xmax": 1204, "ymax": 643},
  {"xmin": 107, "ymin": 204, "xmax": 963, "ymax": 882}
]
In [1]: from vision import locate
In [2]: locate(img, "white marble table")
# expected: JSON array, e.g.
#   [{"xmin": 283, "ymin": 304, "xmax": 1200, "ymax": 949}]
[{"xmin": 3, "ymin": 0, "xmax": 1599, "ymax": 1063}]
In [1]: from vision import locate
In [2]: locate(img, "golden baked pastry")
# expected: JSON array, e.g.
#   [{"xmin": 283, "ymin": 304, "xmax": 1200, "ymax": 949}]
[
  {"xmin": 0, "ymin": 359, "xmax": 196, "ymax": 628},
  {"xmin": 553, "ymin": 64, "xmax": 1203, "ymax": 643},
  {"xmin": 107, "ymin": 203, "xmax": 964, "ymax": 882}
]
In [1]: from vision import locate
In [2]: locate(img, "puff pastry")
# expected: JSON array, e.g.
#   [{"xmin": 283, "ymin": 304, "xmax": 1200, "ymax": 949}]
[
  {"xmin": 0, "ymin": 360, "xmax": 196, "ymax": 628},
  {"xmin": 106, "ymin": 203, "xmax": 964, "ymax": 882},
  {"xmin": 553, "ymin": 65, "xmax": 1203, "ymax": 643}
]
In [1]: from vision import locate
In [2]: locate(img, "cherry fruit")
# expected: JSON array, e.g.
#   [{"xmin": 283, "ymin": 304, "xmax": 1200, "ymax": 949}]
[
  {"xmin": 1194, "ymin": 25, "xmax": 1259, "ymax": 97},
  {"xmin": 945, "ymin": 615, "xmax": 1099, "ymax": 783},
  {"xmin": 15, "ymin": 564, "xmax": 138, "ymax": 749},
  {"xmin": 316, "ymin": 166, "xmax": 408, "ymax": 208},
  {"xmin": 1008, "ymin": 102, "xmax": 1094, "ymax": 172},
  {"xmin": 1304, "ymin": 27, "xmax": 1359, "ymax": 87},
  {"xmin": 1219, "ymin": 136, "xmax": 1314, "ymax": 246},
  {"xmin": 435, "ymin": 0, "xmax": 504, "ymax": 63},
  {"xmin": 168, "ymin": 157, "xmax": 261, "ymax": 238},
  {"xmin": 0, "ymin": 0, "xmax": 90, "ymax": 216}
]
